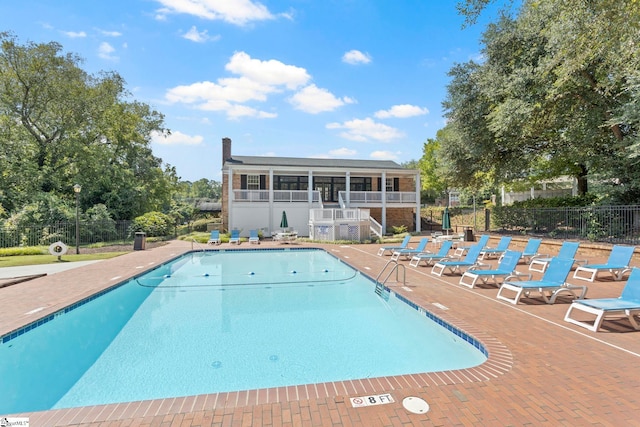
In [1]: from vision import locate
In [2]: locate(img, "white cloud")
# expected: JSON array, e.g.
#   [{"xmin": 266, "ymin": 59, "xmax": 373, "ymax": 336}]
[
  {"xmin": 370, "ymin": 150, "xmax": 399, "ymax": 160},
  {"xmin": 151, "ymin": 130, "xmax": 204, "ymax": 145},
  {"xmin": 98, "ymin": 42, "xmax": 118, "ymax": 60},
  {"xmin": 62, "ymin": 31, "xmax": 87, "ymax": 38},
  {"xmin": 226, "ymin": 52, "xmax": 310, "ymax": 89},
  {"xmin": 374, "ymin": 104, "xmax": 429, "ymax": 119},
  {"xmin": 329, "ymin": 148, "xmax": 357, "ymax": 157},
  {"xmin": 182, "ymin": 26, "xmax": 220, "ymax": 42},
  {"xmin": 154, "ymin": 0, "xmax": 274, "ymax": 26},
  {"xmin": 165, "ymin": 52, "xmax": 310, "ymax": 119},
  {"xmin": 342, "ymin": 49, "xmax": 371, "ymax": 65},
  {"xmin": 326, "ymin": 118, "xmax": 405, "ymax": 142},
  {"xmin": 288, "ymin": 84, "xmax": 353, "ymax": 114},
  {"xmin": 99, "ymin": 29, "xmax": 122, "ymax": 37}
]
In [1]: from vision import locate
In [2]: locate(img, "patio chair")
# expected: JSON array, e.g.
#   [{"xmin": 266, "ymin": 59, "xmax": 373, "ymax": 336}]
[
  {"xmin": 229, "ymin": 229, "xmax": 241, "ymax": 245},
  {"xmin": 479, "ymin": 236, "xmax": 512, "ymax": 260},
  {"xmin": 391, "ymin": 237, "xmax": 429, "ymax": 261},
  {"xmin": 431, "ymin": 244, "xmax": 484, "ymax": 277},
  {"xmin": 453, "ymin": 234, "xmax": 490, "ymax": 257},
  {"xmin": 518, "ymin": 238, "xmax": 542, "ymax": 264},
  {"xmin": 459, "ymin": 250, "xmax": 527, "ymax": 288},
  {"xmin": 529, "ymin": 241, "xmax": 584, "ymax": 272},
  {"xmin": 249, "ymin": 229, "xmax": 260, "ymax": 244},
  {"xmin": 564, "ymin": 267, "xmax": 640, "ymax": 332},
  {"xmin": 409, "ymin": 240, "xmax": 453, "ymax": 267},
  {"xmin": 497, "ymin": 257, "xmax": 587, "ymax": 305},
  {"xmin": 572, "ymin": 245, "xmax": 635, "ymax": 282},
  {"xmin": 377, "ymin": 235, "xmax": 411, "ymax": 256},
  {"xmin": 207, "ymin": 230, "xmax": 221, "ymax": 245}
]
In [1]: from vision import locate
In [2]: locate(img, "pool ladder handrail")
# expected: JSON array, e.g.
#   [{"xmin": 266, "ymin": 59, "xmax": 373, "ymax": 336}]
[
  {"xmin": 190, "ymin": 238, "xmax": 207, "ymax": 252},
  {"xmin": 374, "ymin": 259, "xmax": 406, "ymax": 300}
]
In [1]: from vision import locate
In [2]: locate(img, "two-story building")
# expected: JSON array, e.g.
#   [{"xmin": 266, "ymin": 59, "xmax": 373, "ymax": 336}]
[{"xmin": 221, "ymin": 138, "xmax": 421, "ymax": 239}]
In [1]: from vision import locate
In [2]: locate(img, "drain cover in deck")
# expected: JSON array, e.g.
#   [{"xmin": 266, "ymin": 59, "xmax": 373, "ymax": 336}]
[{"xmin": 402, "ymin": 396, "xmax": 430, "ymax": 414}]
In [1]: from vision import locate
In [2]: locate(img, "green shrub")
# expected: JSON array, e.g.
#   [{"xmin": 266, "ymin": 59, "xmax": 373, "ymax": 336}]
[
  {"xmin": 130, "ymin": 212, "xmax": 173, "ymax": 237},
  {"xmin": 0, "ymin": 246, "xmax": 46, "ymax": 257}
]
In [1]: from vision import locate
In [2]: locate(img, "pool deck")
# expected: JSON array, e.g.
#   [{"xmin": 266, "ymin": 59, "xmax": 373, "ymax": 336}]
[{"xmin": 1, "ymin": 238, "xmax": 640, "ymax": 426}]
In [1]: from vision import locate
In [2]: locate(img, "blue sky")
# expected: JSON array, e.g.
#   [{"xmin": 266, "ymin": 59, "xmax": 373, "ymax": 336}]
[{"xmin": 2, "ymin": 0, "xmax": 498, "ymax": 182}]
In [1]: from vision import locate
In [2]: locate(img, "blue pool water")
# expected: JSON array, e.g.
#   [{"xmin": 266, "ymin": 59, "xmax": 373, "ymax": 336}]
[{"xmin": 0, "ymin": 249, "xmax": 486, "ymax": 414}]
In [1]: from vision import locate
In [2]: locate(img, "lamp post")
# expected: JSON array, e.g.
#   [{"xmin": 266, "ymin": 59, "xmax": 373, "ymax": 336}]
[{"xmin": 73, "ymin": 184, "xmax": 81, "ymax": 254}]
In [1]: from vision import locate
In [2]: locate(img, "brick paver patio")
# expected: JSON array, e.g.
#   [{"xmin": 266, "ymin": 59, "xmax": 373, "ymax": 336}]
[{"xmin": 1, "ymin": 238, "xmax": 639, "ymax": 426}]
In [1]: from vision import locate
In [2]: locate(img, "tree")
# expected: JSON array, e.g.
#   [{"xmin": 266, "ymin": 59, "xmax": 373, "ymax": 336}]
[
  {"xmin": 441, "ymin": 0, "xmax": 640, "ymax": 200},
  {"xmin": 0, "ymin": 33, "xmax": 176, "ymax": 219}
]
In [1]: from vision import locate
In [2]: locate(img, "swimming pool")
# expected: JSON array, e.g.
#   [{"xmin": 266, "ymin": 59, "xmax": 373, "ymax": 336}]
[{"xmin": 0, "ymin": 248, "xmax": 487, "ymax": 414}]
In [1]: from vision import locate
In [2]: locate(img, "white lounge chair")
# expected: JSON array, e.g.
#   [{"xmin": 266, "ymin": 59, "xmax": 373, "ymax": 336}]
[
  {"xmin": 529, "ymin": 241, "xmax": 584, "ymax": 272},
  {"xmin": 391, "ymin": 237, "xmax": 429, "ymax": 261},
  {"xmin": 459, "ymin": 250, "xmax": 527, "ymax": 288},
  {"xmin": 479, "ymin": 236, "xmax": 512, "ymax": 260},
  {"xmin": 409, "ymin": 241, "xmax": 453, "ymax": 267},
  {"xmin": 518, "ymin": 238, "xmax": 542, "ymax": 264},
  {"xmin": 572, "ymin": 245, "xmax": 635, "ymax": 282},
  {"xmin": 229, "ymin": 229, "xmax": 241, "ymax": 245},
  {"xmin": 207, "ymin": 230, "xmax": 221, "ymax": 245},
  {"xmin": 431, "ymin": 244, "xmax": 484, "ymax": 277},
  {"xmin": 453, "ymin": 234, "xmax": 490, "ymax": 257},
  {"xmin": 497, "ymin": 257, "xmax": 587, "ymax": 305},
  {"xmin": 249, "ymin": 229, "xmax": 260, "ymax": 244},
  {"xmin": 377, "ymin": 235, "xmax": 411, "ymax": 256},
  {"xmin": 565, "ymin": 267, "xmax": 640, "ymax": 332}
]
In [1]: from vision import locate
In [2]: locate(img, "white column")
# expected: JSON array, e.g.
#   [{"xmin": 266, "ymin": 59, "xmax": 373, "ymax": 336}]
[
  {"xmin": 227, "ymin": 168, "xmax": 233, "ymax": 230},
  {"xmin": 415, "ymin": 172, "xmax": 421, "ymax": 232},
  {"xmin": 381, "ymin": 171, "xmax": 387, "ymax": 233},
  {"xmin": 269, "ymin": 169, "xmax": 274, "ymax": 234},
  {"xmin": 345, "ymin": 171, "xmax": 350, "ymax": 208}
]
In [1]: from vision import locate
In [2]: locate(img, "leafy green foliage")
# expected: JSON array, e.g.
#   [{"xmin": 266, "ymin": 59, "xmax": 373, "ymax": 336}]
[
  {"xmin": 130, "ymin": 211, "xmax": 174, "ymax": 237},
  {"xmin": 0, "ymin": 32, "xmax": 176, "ymax": 220},
  {"xmin": 437, "ymin": 0, "xmax": 640, "ymax": 202}
]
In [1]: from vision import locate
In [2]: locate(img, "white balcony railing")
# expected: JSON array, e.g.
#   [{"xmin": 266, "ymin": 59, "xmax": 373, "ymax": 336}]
[
  {"xmin": 309, "ymin": 208, "xmax": 370, "ymax": 222},
  {"xmin": 339, "ymin": 191, "xmax": 417, "ymax": 204},
  {"xmin": 233, "ymin": 190, "xmax": 321, "ymax": 203}
]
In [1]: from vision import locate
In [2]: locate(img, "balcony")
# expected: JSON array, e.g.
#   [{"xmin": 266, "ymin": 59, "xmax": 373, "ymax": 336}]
[
  {"xmin": 233, "ymin": 190, "xmax": 321, "ymax": 203},
  {"xmin": 339, "ymin": 191, "xmax": 417, "ymax": 207}
]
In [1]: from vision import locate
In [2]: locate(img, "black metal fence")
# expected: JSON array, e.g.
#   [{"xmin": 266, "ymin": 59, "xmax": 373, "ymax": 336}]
[
  {"xmin": 491, "ymin": 205, "xmax": 640, "ymax": 245},
  {"xmin": 0, "ymin": 220, "xmax": 133, "ymax": 248}
]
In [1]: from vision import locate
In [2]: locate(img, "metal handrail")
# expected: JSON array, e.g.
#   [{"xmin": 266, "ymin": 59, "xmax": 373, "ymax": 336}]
[{"xmin": 375, "ymin": 259, "xmax": 406, "ymax": 287}]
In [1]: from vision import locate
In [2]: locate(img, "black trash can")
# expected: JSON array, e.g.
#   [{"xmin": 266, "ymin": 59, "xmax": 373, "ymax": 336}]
[
  {"xmin": 464, "ymin": 227, "xmax": 474, "ymax": 242},
  {"xmin": 133, "ymin": 232, "xmax": 146, "ymax": 250}
]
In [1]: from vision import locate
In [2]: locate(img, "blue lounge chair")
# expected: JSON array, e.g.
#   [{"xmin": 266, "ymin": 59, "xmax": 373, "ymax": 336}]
[
  {"xmin": 453, "ymin": 234, "xmax": 490, "ymax": 257},
  {"xmin": 229, "ymin": 229, "xmax": 241, "ymax": 245},
  {"xmin": 207, "ymin": 230, "xmax": 221, "ymax": 245},
  {"xmin": 518, "ymin": 238, "xmax": 542, "ymax": 264},
  {"xmin": 249, "ymin": 229, "xmax": 260, "ymax": 244},
  {"xmin": 459, "ymin": 250, "xmax": 526, "ymax": 288},
  {"xmin": 572, "ymin": 245, "xmax": 635, "ymax": 282},
  {"xmin": 529, "ymin": 241, "xmax": 583, "ymax": 272},
  {"xmin": 479, "ymin": 236, "xmax": 512, "ymax": 260},
  {"xmin": 431, "ymin": 244, "xmax": 484, "ymax": 276},
  {"xmin": 564, "ymin": 267, "xmax": 640, "ymax": 331},
  {"xmin": 391, "ymin": 237, "xmax": 429, "ymax": 261},
  {"xmin": 377, "ymin": 235, "xmax": 411, "ymax": 256},
  {"xmin": 497, "ymin": 257, "xmax": 587, "ymax": 305},
  {"xmin": 409, "ymin": 240, "xmax": 453, "ymax": 267}
]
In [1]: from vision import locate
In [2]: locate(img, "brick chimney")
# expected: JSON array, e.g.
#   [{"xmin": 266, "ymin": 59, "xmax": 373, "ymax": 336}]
[{"xmin": 222, "ymin": 137, "xmax": 231, "ymax": 166}]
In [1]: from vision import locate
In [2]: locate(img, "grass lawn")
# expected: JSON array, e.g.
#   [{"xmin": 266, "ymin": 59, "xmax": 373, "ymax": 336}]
[{"xmin": 0, "ymin": 252, "xmax": 128, "ymax": 268}]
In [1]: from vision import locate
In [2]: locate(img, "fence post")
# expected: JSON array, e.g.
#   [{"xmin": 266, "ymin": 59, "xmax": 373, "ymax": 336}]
[{"xmin": 484, "ymin": 208, "xmax": 491, "ymax": 231}]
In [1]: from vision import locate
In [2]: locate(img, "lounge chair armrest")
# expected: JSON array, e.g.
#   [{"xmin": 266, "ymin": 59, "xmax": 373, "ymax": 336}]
[
  {"xmin": 529, "ymin": 254, "xmax": 550, "ymax": 262},
  {"xmin": 504, "ymin": 271, "xmax": 532, "ymax": 282},
  {"xmin": 469, "ymin": 261, "xmax": 491, "ymax": 270}
]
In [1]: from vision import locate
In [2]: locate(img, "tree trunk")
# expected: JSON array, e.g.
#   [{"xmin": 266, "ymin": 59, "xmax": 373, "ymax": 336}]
[{"xmin": 576, "ymin": 164, "xmax": 588, "ymax": 195}]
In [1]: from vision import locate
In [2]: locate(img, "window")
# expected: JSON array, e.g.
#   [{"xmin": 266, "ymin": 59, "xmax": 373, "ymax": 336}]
[
  {"xmin": 350, "ymin": 177, "xmax": 371, "ymax": 191},
  {"xmin": 246, "ymin": 175, "xmax": 260, "ymax": 190},
  {"xmin": 385, "ymin": 178, "xmax": 394, "ymax": 192}
]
